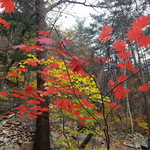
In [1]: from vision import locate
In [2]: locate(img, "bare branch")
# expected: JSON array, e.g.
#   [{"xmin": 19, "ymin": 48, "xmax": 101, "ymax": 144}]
[{"xmin": 45, "ymin": 0, "xmax": 110, "ymax": 14}]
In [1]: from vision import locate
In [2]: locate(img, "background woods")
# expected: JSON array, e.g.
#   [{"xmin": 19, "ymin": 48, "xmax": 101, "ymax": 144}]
[{"xmin": 0, "ymin": 0, "xmax": 150, "ymax": 150}]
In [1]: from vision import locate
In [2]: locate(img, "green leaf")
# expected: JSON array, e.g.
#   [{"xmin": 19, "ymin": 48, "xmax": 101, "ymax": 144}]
[
  {"xmin": 54, "ymin": 138, "xmax": 72, "ymax": 145},
  {"xmin": 69, "ymin": 131, "xmax": 79, "ymax": 135},
  {"xmin": 84, "ymin": 129, "xmax": 96, "ymax": 135},
  {"xmin": 68, "ymin": 146, "xmax": 80, "ymax": 150}
]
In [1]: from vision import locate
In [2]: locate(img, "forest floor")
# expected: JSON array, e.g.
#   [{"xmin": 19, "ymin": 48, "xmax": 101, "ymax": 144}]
[{"xmin": 0, "ymin": 112, "xmax": 148, "ymax": 150}]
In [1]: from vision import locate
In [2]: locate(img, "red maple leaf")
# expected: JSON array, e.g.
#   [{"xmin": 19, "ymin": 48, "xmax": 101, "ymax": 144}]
[
  {"xmin": 37, "ymin": 31, "xmax": 51, "ymax": 36},
  {"xmin": 9, "ymin": 71, "xmax": 20, "ymax": 77},
  {"xmin": 117, "ymin": 61, "xmax": 138, "ymax": 73},
  {"xmin": 125, "ymin": 28, "xmax": 143, "ymax": 42},
  {"xmin": 12, "ymin": 90, "xmax": 20, "ymax": 93},
  {"xmin": 98, "ymin": 26, "xmax": 113, "ymax": 43},
  {"xmin": 88, "ymin": 117, "xmax": 95, "ymax": 120},
  {"xmin": 14, "ymin": 105, "xmax": 27, "ymax": 112},
  {"xmin": 107, "ymin": 102, "xmax": 121, "ymax": 109},
  {"xmin": 69, "ymin": 59, "xmax": 88, "ymax": 72},
  {"xmin": 109, "ymin": 80, "xmax": 115, "ymax": 86},
  {"xmin": 28, "ymin": 100, "xmax": 40, "ymax": 104},
  {"xmin": 31, "ymin": 46, "xmax": 44, "ymax": 51},
  {"xmin": 132, "ymin": 15, "xmax": 150, "ymax": 29},
  {"xmin": 94, "ymin": 111, "xmax": 103, "ymax": 116},
  {"xmin": 9, "ymin": 111, "xmax": 15, "ymax": 114},
  {"xmin": 81, "ymin": 99, "xmax": 95, "ymax": 108},
  {"xmin": 53, "ymin": 99, "xmax": 63, "ymax": 108},
  {"xmin": 91, "ymin": 58, "xmax": 100, "ymax": 62},
  {"xmin": 0, "ymin": 18, "xmax": 10, "ymax": 28},
  {"xmin": 35, "ymin": 112, "xmax": 42, "ymax": 115},
  {"xmin": 118, "ymin": 75, "xmax": 128, "ymax": 83},
  {"xmin": 0, "ymin": 0, "xmax": 15, "ymax": 14},
  {"xmin": 44, "ymin": 68, "xmax": 53, "ymax": 71},
  {"xmin": 74, "ymin": 111, "xmax": 80, "ymax": 117},
  {"xmin": 125, "ymin": 61, "xmax": 133, "ymax": 68},
  {"xmin": 139, "ymin": 81, "xmax": 150, "ymax": 91},
  {"xmin": 117, "ymin": 62, "xmax": 127, "ymax": 70},
  {"xmin": 25, "ymin": 85, "xmax": 34, "ymax": 92},
  {"xmin": 37, "ymin": 90, "xmax": 49, "ymax": 96},
  {"xmin": 11, "ymin": 93, "xmax": 20, "ymax": 97},
  {"xmin": 109, "ymin": 80, "xmax": 115, "ymax": 90},
  {"xmin": 17, "ymin": 68, "xmax": 27, "ymax": 72},
  {"xmin": 49, "ymin": 63, "xmax": 60, "ymax": 68},
  {"xmin": 27, "ymin": 114, "xmax": 37, "ymax": 120},
  {"xmin": 35, "ymin": 96, "xmax": 45, "ymax": 102},
  {"xmin": 125, "ymin": 61, "xmax": 138, "ymax": 73},
  {"xmin": 35, "ymin": 36, "xmax": 55, "ymax": 45},
  {"xmin": 79, "ymin": 121, "xmax": 85, "ymax": 126},
  {"xmin": 37, "ymin": 71, "xmax": 48, "ymax": 75},
  {"xmin": 138, "ymin": 35, "xmax": 150, "ymax": 48},
  {"xmin": 112, "ymin": 40, "xmax": 127, "ymax": 52},
  {"xmin": 61, "ymin": 39, "xmax": 72, "ymax": 46},
  {"xmin": 139, "ymin": 86, "xmax": 149, "ymax": 91},
  {"xmin": 20, "ymin": 96, "xmax": 28, "ymax": 100},
  {"xmin": 128, "ymin": 67, "xmax": 138, "ymax": 73},
  {"xmin": 114, "ymin": 85, "xmax": 130, "ymax": 100},
  {"xmin": 12, "ymin": 45, "xmax": 31, "ymax": 51},
  {"xmin": 20, "ymin": 45, "xmax": 31, "ymax": 51},
  {"xmin": 0, "ymin": 92, "xmax": 8, "ymax": 96},
  {"xmin": 40, "ymin": 108, "xmax": 49, "ymax": 112},
  {"xmin": 81, "ymin": 99, "xmax": 89, "ymax": 106},
  {"xmin": 11, "ymin": 92, "xmax": 28, "ymax": 100},
  {"xmin": 68, "ymin": 88, "xmax": 83, "ymax": 95},
  {"xmin": 73, "ymin": 105, "xmax": 81, "ymax": 110},
  {"xmin": 100, "ymin": 57, "xmax": 110, "ymax": 63},
  {"xmin": 118, "ymin": 51, "xmax": 132, "ymax": 60},
  {"xmin": 27, "ymin": 61, "xmax": 37, "ymax": 66},
  {"xmin": 18, "ymin": 114, "xmax": 27, "ymax": 118}
]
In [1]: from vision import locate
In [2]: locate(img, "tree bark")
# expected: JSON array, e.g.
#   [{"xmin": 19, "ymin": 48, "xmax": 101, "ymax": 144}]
[
  {"xmin": 34, "ymin": 0, "xmax": 51, "ymax": 149},
  {"xmin": 131, "ymin": 44, "xmax": 150, "ymax": 149}
]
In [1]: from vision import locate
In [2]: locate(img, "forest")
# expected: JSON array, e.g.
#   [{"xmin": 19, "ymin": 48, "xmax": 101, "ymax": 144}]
[{"xmin": 0, "ymin": 0, "xmax": 150, "ymax": 150}]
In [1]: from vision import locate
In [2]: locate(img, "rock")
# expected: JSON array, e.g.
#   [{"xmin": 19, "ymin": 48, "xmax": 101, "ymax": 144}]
[
  {"xmin": 1, "ymin": 121, "xmax": 6, "ymax": 126},
  {"xmin": 134, "ymin": 142, "xmax": 141, "ymax": 148},
  {"xmin": 0, "ymin": 146, "xmax": 5, "ymax": 150},
  {"xmin": 89, "ymin": 136, "xmax": 102, "ymax": 147},
  {"xmin": 4, "ymin": 144, "xmax": 20, "ymax": 150},
  {"xmin": 135, "ymin": 137, "xmax": 148, "ymax": 149},
  {"xmin": 0, "ymin": 119, "xmax": 35, "ymax": 147},
  {"xmin": 125, "ymin": 133, "xmax": 134, "ymax": 140},
  {"xmin": 0, "ymin": 136, "xmax": 4, "ymax": 142},
  {"xmin": 75, "ymin": 133, "xmax": 87, "ymax": 141},
  {"xmin": 2, "ymin": 130, "xmax": 9, "ymax": 135},
  {"xmin": 0, "ymin": 143, "xmax": 5, "ymax": 147},
  {"xmin": 3, "ymin": 137, "xmax": 9, "ymax": 143},
  {"xmin": 28, "ymin": 137, "xmax": 33, "ymax": 141},
  {"xmin": 20, "ymin": 141, "xmax": 34, "ymax": 150},
  {"xmin": 124, "ymin": 143, "xmax": 135, "ymax": 148},
  {"xmin": 73, "ymin": 133, "xmax": 102, "ymax": 148},
  {"xmin": 6, "ymin": 121, "xmax": 13, "ymax": 124},
  {"xmin": 50, "ymin": 131, "xmax": 57, "ymax": 138},
  {"xmin": 124, "ymin": 133, "xmax": 148, "ymax": 149},
  {"xmin": 18, "ymin": 139, "xmax": 23, "ymax": 144}
]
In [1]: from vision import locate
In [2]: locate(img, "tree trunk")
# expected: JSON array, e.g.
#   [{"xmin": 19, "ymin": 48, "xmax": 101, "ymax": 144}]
[
  {"xmin": 34, "ymin": 52, "xmax": 51, "ymax": 150},
  {"xmin": 131, "ymin": 44, "xmax": 150, "ymax": 149},
  {"xmin": 34, "ymin": 0, "xmax": 51, "ymax": 149}
]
